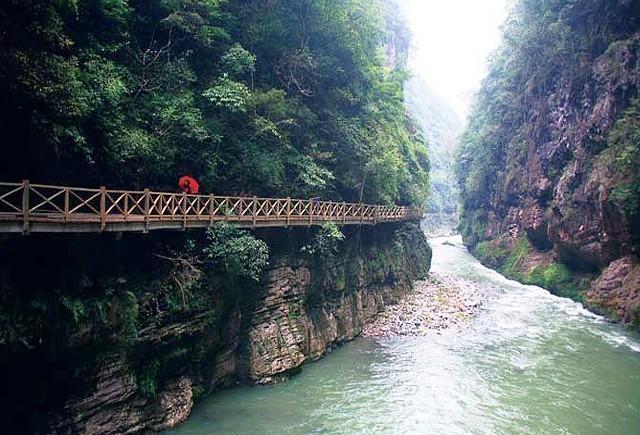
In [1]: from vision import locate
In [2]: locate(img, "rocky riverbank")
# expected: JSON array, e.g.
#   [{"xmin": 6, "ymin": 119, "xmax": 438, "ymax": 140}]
[{"xmin": 362, "ymin": 272, "xmax": 486, "ymax": 337}]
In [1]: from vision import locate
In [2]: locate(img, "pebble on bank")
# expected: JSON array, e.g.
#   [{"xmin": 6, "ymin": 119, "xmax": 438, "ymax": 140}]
[{"xmin": 362, "ymin": 272, "xmax": 487, "ymax": 337}]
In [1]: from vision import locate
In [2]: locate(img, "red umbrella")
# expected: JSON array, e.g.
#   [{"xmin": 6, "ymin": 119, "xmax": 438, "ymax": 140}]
[{"xmin": 178, "ymin": 175, "xmax": 200, "ymax": 194}]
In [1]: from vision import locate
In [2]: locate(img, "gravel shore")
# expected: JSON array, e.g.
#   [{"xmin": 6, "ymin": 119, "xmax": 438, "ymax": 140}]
[{"xmin": 362, "ymin": 272, "xmax": 486, "ymax": 337}]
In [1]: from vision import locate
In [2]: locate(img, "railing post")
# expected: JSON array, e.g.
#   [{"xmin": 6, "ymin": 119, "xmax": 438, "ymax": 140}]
[
  {"xmin": 209, "ymin": 194, "xmax": 214, "ymax": 226},
  {"xmin": 64, "ymin": 187, "xmax": 69, "ymax": 223},
  {"xmin": 252, "ymin": 196, "xmax": 257, "ymax": 227},
  {"xmin": 343, "ymin": 201, "xmax": 347, "ymax": 224},
  {"xmin": 374, "ymin": 205, "xmax": 380, "ymax": 225},
  {"xmin": 359, "ymin": 203, "xmax": 363, "ymax": 225},
  {"xmin": 182, "ymin": 191, "xmax": 187, "ymax": 230},
  {"xmin": 22, "ymin": 180, "xmax": 30, "ymax": 235},
  {"xmin": 286, "ymin": 197, "xmax": 291, "ymax": 227},
  {"xmin": 309, "ymin": 200, "xmax": 313, "ymax": 226},
  {"xmin": 124, "ymin": 193, "xmax": 129, "ymax": 221},
  {"xmin": 100, "ymin": 186, "xmax": 106, "ymax": 232},
  {"xmin": 144, "ymin": 188, "xmax": 150, "ymax": 233}
]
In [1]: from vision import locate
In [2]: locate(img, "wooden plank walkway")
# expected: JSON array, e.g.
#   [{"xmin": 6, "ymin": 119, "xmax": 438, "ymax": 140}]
[{"xmin": 0, "ymin": 181, "xmax": 423, "ymax": 234}]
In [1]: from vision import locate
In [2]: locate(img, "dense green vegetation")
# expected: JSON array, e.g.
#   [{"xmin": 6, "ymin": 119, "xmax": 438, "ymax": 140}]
[
  {"xmin": 203, "ymin": 223, "xmax": 269, "ymax": 281},
  {"xmin": 0, "ymin": 0, "xmax": 429, "ymax": 206},
  {"xmin": 301, "ymin": 221, "xmax": 345, "ymax": 257},
  {"xmin": 605, "ymin": 98, "xmax": 640, "ymax": 225},
  {"xmin": 0, "ymin": 2, "xmax": 434, "ymax": 431},
  {"xmin": 454, "ymin": 0, "xmax": 640, "ymax": 313},
  {"xmin": 456, "ymin": 0, "xmax": 640, "ymax": 308},
  {"xmin": 0, "ymin": 0, "xmax": 429, "ymax": 357}
]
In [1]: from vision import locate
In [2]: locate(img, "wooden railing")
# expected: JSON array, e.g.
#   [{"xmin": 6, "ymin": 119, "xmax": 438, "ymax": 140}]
[{"xmin": 0, "ymin": 181, "xmax": 423, "ymax": 234}]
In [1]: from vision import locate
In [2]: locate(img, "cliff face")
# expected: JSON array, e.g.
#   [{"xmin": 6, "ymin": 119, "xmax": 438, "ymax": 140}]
[
  {"xmin": 0, "ymin": 223, "xmax": 430, "ymax": 434},
  {"xmin": 243, "ymin": 223, "xmax": 430, "ymax": 384},
  {"xmin": 456, "ymin": 1, "xmax": 640, "ymax": 328}
]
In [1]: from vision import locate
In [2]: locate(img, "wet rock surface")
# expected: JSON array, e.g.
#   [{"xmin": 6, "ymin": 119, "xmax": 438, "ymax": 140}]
[
  {"xmin": 586, "ymin": 256, "xmax": 640, "ymax": 323},
  {"xmin": 244, "ymin": 263, "xmax": 404, "ymax": 382}
]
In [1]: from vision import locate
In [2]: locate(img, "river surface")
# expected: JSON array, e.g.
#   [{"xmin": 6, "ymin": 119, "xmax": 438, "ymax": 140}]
[{"xmin": 168, "ymin": 235, "xmax": 640, "ymax": 434}]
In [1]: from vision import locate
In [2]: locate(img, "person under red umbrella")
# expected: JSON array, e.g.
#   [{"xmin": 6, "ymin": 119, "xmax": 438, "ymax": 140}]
[{"xmin": 178, "ymin": 175, "xmax": 200, "ymax": 194}]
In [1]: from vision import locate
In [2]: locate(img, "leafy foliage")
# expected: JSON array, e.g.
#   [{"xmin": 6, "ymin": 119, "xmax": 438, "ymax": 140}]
[
  {"xmin": 220, "ymin": 44, "xmax": 256, "ymax": 77},
  {"xmin": 526, "ymin": 263, "xmax": 583, "ymax": 301},
  {"xmin": 606, "ymin": 98, "xmax": 640, "ymax": 220},
  {"xmin": 203, "ymin": 74, "xmax": 252, "ymax": 113},
  {"xmin": 203, "ymin": 223, "xmax": 269, "ymax": 281},
  {"xmin": 0, "ymin": 0, "xmax": 429, "ymax": 207},
  {"xmin": 59, "ymin": 294, "xmax": 87, "ymax": 325},
  {"xmin": 137, "ymin": 359, "xmax": 160, "ymax": 398},
  {"xmin": 473, "ymin": 238, "xmax": 585, "ymax": 302},
  {"xmin": 118, "ymin": 290, "xmax": 139, "ymax": 341},
  {"xmin": 301, "ymin": 222, "xmax": 345, "ymax": 256}
]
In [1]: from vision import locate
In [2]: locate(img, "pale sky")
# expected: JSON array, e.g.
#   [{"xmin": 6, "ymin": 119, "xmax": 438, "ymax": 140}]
[{"xmin": 399, "ymin": 0, "xmax": 509, "ymax": 118}]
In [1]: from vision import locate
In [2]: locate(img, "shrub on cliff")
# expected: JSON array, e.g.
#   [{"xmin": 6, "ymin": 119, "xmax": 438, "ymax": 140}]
[
  {"xmin": 301, "ymin": 222, "xmax": 345, "ymax": 257},
  {"xmin": 203, "ymin": 223, "xmax": 269, "ymax": 281},
  {"xmin": 473, "ymin": 240, "xmax": 509, "ymax": 269},
  {"xmin": 526, "ymin": 263, "xmax": 583, "ymax": 302},
  {"xmin": 606, "ymin": 98, "xmax": 640, "ymax": 227}
]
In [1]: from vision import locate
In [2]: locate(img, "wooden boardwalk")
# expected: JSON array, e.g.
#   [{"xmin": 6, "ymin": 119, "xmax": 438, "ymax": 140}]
[{"xmin": 0, "ymin": 181, "xmax": 423, "ymax": 234}]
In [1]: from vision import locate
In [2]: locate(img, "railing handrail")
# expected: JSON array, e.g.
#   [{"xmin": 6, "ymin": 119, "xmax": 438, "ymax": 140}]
[{"xmin": 0, "ymin": 181, "xmax": 424, "ymax": 234}]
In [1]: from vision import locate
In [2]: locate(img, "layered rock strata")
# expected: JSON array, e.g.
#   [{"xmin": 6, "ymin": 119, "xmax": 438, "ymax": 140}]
[{"xmin": 0, "ymin": 223, "xmax": 430, "ymax": 434}]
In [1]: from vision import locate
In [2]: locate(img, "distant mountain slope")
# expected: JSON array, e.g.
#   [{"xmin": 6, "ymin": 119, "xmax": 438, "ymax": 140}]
[{"xmin": 405, "ymin": 75, "xmax": 464, "ymax": 214}]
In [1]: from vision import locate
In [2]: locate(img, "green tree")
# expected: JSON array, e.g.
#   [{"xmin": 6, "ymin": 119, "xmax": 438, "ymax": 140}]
[{"xmin": 1, "ymin": 0, "xmax": 429, "ymax": 208}]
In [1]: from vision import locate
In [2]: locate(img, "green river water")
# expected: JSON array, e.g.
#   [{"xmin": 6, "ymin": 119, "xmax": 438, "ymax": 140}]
[{"xmin": 168, "ymin": 235, "xmax": 640, "ymax": 434}]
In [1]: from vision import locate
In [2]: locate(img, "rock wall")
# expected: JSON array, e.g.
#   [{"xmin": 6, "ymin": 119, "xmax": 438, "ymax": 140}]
[
  {"xmin": 0, "ymin": 222, "xmax": 430, "ymax": 434},
  {"xmin": 242, "ymin": 223, "xmax": 430, "ymax": 383},
  {"xmin": 587, "ymin": 257, "xmax": 640, "ymax": 324},
  {"xmin": 459, "ymin": 29, "xmax": 640, "ymax": 327}
]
